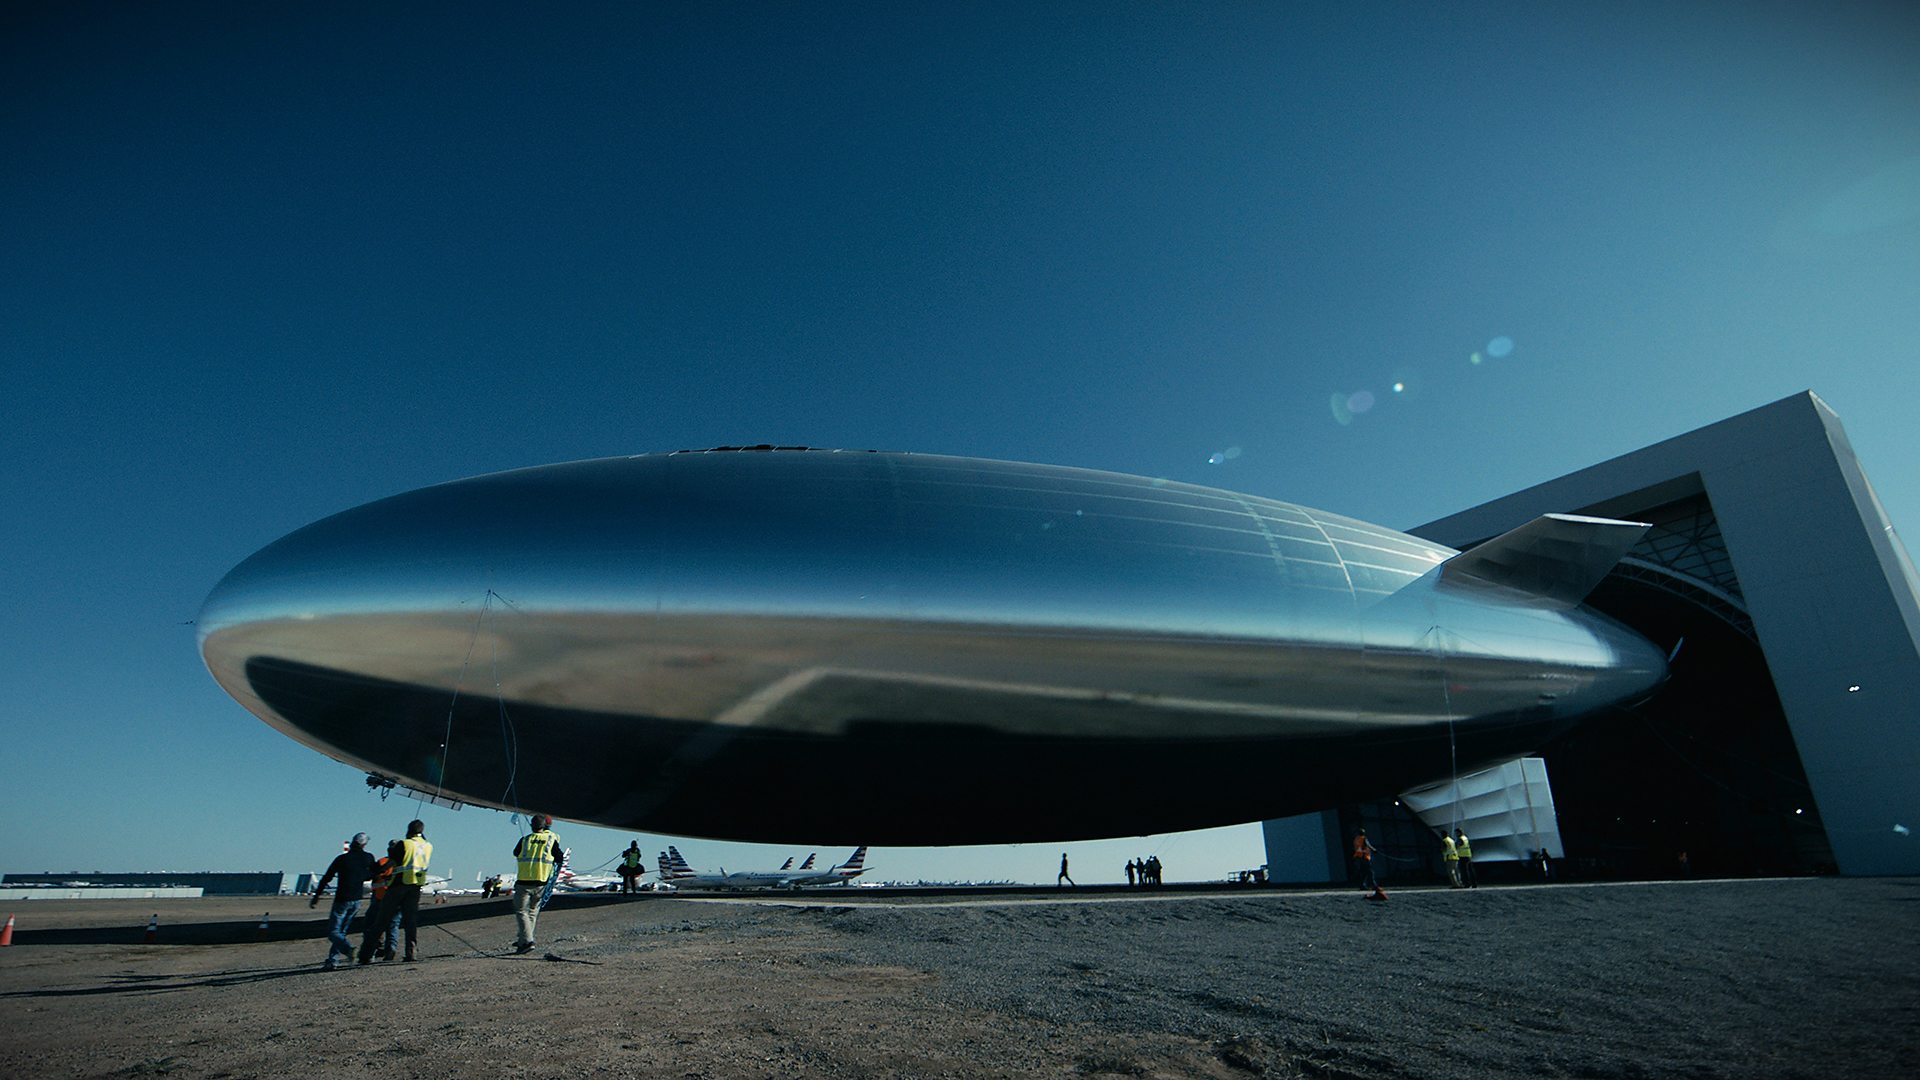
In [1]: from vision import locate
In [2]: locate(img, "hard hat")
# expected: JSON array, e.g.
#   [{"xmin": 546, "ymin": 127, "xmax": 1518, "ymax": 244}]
[{"xmin": 351, "ymin": 832, "xmax": 369, "ymax": 848}]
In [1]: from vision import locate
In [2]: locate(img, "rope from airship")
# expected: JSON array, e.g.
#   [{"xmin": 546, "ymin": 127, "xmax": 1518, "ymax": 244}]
[
  {"xmin": 487, "ymin": 593, "xmax": 522, "ymax": 810},
  {"xmin": 428, "ymin": 587, "xmax": 530, "ymax": 812},
  {"xmin": 1427, "ymin": 625, "xmax": 1463, "ymax": 834},
  {"xmin": 432, "ymin": 590, "xmax": 493, "ymax": 799},
  {"xmin": 431, "ymin": 919, "xmax": 493, "ymax": 957}
]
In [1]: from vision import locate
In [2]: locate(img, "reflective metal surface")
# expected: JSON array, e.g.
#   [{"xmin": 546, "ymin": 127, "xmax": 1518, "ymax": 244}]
[{"xmin": 199, "ymin": 448, "xmax": 1667, "ymax": 843}]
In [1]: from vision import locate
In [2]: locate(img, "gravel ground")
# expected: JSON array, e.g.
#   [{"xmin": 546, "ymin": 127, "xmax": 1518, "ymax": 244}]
[{"xmin": 1, "ymin": 878, "xmax": 1915, "ymax": 1077}]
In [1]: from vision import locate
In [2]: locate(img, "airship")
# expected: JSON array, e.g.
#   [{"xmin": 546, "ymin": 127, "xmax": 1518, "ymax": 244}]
[{"xmin": 198, "ymin": 447, "xmax": 1667, "ymax": 844}]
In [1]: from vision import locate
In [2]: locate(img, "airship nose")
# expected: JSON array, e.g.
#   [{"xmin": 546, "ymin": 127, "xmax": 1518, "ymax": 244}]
[{"xmin": 196, "ymin": 460, "xmax": 672, "ymax": 788}]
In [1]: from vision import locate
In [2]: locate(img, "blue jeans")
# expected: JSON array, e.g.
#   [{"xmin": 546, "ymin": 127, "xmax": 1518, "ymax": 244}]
[{"xmin": 326, "ymin": 900, "xmax": 360, "ymax": 961}]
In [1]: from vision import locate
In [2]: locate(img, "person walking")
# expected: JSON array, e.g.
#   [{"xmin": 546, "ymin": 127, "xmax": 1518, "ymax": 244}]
[
  {"xmin": 310, "ymin": 832, "xmax": 376, "ymax": 970},
  {"xmin": 1057, "ymin": 852, "xmax": 1075, "ymax": 887},
  {"xmin": 1352, "ymin": 827, "xmax": 1386, "ymax": 899},
  {"xmin": 360, "ymin": 819, "xmax": 431, "ymax": 963},
  {"xmin": 1455, "ymin": 828, "xmax": 1476, "ymax": 888},
  {"xmin": 367, "ymin": 839, "xmax": 403, "ymax": 961},
  {"xmin": 618, "ymin": 842, "xmax": 647, "ymax": 896},
  {"xmin": 512, "ymin": 814, "xmax": 563, "ymax": 953},
  {"xmin": 1441, "ymin": 831, "xmax": 1462, "ymax": 887},
  {"xmin": 1125, "ymin": 859, "xmax": 1136, "ymax": 887}
]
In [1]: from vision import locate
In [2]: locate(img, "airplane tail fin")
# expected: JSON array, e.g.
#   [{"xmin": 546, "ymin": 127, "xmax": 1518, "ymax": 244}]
[
  {"xmin": 663, "ymin": 846, "xmax": 696, "ymax": 880},
  {"xmin": 1440, "ymin": 514, "xmax": 1650, "ymax": 608},
  {"xmin": 779, "ymin": 857, "xmax": 794, "ymax": 871},
  {"xmin": 836, "ymin": 846, "xmax": 869, "ymax": 876},
  {"xmin": 798, "ymin": 853, "xmax": 817, "ymax": 870}
]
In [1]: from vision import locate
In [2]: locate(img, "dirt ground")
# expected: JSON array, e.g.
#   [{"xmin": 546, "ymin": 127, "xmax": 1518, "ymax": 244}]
[{"xmin": 2, "ymin": 878, "xmax": 1916, "ymax": 1078}]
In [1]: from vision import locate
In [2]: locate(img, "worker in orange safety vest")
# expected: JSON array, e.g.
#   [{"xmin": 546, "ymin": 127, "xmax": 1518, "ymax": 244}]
[{"xmin": 1352, "ymin": 828, "xmax": 1383, "ymax": 896}]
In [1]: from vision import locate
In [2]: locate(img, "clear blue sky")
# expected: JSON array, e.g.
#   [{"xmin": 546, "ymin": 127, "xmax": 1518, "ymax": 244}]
[{"xmin": 3, "ymin": 4, "xmax": 1916, "ymax": 888}]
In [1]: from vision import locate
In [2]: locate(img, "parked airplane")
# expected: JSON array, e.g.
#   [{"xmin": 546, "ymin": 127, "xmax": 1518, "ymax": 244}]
[
  {"xmin": 659, "ymin": 847, "xmax": 860, "ymax": 889},
  {"xmin": 199, "ymin": 448, "xmax": 1669, "ymax": 844},
  {"xmin": 554, "ymin": 864, "xmax": 622, "ymax": 892},
  {"xmin": 656, "ymin": 846, "xmax": 740, "ymax": 890},
  {"xmin": 784, "ymin": 846, "xmax": 868, "ymax": 886}
]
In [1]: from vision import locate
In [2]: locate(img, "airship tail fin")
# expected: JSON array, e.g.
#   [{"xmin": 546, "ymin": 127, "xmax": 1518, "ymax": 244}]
[{"xmin": 1440, "ymin": 513, "xmax": 1650, "ymax": 608}]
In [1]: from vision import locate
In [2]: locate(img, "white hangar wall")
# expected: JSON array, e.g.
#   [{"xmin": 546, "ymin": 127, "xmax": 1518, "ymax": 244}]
[{"xmin": 1410, "ymin": 391, "xmax": 1920, "ymax": 877}]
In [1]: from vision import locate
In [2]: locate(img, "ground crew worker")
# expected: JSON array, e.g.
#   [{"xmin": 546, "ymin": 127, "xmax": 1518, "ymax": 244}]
[
  {"xmin": 368, "ymin": 839, "xmax": 403, "ymax": 959},
  {"xmin": 1352, "ymin": 827, "xmax": 1385, "ymax": 898},
  {"xmin": 1057, "ymin": 852, "xmax": 1075, "ymax": 887},
  {"xmin": 360, "ymin": 819, "xmax": 430, "ymax": 963},
  {"xmin": 619, "ymin": 841, "xmax": 647, "ymax": 896},
  {"xmin": 1441, "ymin": 831, "xmax": 1462, "ymax": 887},
  {"xmin": 513, "ymin": 814, "xmax": 562, "ymax": 953},
  {"xmin": 310, "ymin": 832, "xmax": 375, "ymax": 970},
  {"xmin": 1455, "ymin": 828, "xmax": 1476, "ymax": 888}
]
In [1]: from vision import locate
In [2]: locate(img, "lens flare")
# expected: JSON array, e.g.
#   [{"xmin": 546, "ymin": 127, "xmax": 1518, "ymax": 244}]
[
  {"xmin": 1488, "ymin": 336, "xmax": 1514, "ymax": 358},
  {"xmin": 1347, "ymin": 391, "xmax": 1375, "ymax": 414},
  {"xmin": 1390, "ymin": 366, "xmax": 1417, "ymax": 398},
  {"xmin": 1330, "ymin": 394, "xmax": 1354, "ymax": 426}
]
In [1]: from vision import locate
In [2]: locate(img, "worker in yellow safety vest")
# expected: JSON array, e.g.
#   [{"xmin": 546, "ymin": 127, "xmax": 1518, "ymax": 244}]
[
  {"xmin": 359, "ymin": 819, "xmax": 431, "ymax": 963},
  {"xmin": 619, "ymin": 841, "xmax": 647, "ymax": 897},
  {"xmin": 1441, "ymin": 831, "xmax": 1462, "ymax": 887},
  {"xmin": 512, "ymin": 814, "xmax": 562, "ymax": 953},
  {"xmin": 1454, "ymin": 828, "xmax": 1477, "ymax": 888}
]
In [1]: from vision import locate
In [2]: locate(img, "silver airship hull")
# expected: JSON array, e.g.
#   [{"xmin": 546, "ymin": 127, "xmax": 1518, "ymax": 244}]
[{"xmin": 198, "ymin": 448, "xmax": 1667, "ymax": 844}]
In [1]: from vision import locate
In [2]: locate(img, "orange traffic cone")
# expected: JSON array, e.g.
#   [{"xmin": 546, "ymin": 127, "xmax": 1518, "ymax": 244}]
[
  {"xmin": 144, "ymin": 914, "xmax": 158, "ymax": 943},
  {"xmin": 256, "ymin": 912, "xmax": 270, "ymax": 940},
  {"xmin": 1368, "ymin": 886, "xmax": 1389, "ymax": 902},
  {"xmin": 1, "ymin": 914, "xmax": 14, "ymax": 946}
]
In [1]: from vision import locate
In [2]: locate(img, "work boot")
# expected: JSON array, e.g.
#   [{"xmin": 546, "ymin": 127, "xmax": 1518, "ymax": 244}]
[
  {"xmin": 356, "ymin": 952, "xmax": 372, "ymax": 966},
  {"xmin": 404, "ymin": 945, "xmax": 417, "ymax": 962}
]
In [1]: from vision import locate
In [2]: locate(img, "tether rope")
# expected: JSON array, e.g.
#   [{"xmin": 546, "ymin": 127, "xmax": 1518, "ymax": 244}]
[{"xmin": 432, "ymin": 592, "xmax": 492, "ymax": 799}]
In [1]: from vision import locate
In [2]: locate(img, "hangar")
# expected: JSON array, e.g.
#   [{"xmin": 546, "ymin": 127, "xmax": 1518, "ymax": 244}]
[{"xmin": 1265, "ymin": 391, "xmax": 1920, "ymax": 880}]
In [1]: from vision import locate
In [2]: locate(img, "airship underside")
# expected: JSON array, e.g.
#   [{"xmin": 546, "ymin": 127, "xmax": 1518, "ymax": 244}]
[{"xmin": 198, "ymin": 448, "xmax": 1667, "ymax": 844}]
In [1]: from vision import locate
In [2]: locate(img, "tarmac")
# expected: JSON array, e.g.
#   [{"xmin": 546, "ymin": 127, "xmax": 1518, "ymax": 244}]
[{"xmin": 2, "ymin": 877, "xmax": 1915, "ymax": 1077}]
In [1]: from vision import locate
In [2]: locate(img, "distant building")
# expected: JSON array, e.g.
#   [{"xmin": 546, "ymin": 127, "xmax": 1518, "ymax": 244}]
[
  {"xmin": 1, "ymin": 886, "xmax": 204, "ymax": 901},
  {"xmin": 1267, "ymin": 391, "xmax": 1920, "ymax": 880},
  {"xmin": 1, "ymin": 872, "xmax": 288, "ymax": 895}
]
